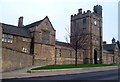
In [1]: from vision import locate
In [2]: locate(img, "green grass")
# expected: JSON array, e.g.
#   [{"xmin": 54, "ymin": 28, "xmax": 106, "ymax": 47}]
[{"xmin": 31, "ymin": 64, "xmax": 117, "ymax": 70}]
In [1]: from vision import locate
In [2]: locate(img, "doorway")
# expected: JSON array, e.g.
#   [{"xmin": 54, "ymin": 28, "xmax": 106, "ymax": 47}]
[{"xmin": 94, "ymin": 49, "xmax": 98, "ymax": 64}]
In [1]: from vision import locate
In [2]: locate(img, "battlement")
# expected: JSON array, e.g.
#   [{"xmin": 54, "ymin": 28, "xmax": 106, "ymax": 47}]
[
  {"xmin": 71, "ymin": 5, "xmax": 102, "ymax": 20},
  {"xmin": 71, "ymin": 9, "xmax": 92, "ymax": 16},
  {"xmin": 71, "ymin": 9, "xmax": 93, "ymax": 20}
]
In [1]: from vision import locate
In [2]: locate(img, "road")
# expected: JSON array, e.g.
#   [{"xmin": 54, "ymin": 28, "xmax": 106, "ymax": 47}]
[{"xmin": 2, "ymin": 69, "xmax": 120, "ymax": 82}]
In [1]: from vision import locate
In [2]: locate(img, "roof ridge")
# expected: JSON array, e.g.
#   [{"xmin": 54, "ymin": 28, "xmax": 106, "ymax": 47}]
[
  {"xmin": 25, "ymin": 19, "xmax": 43, "ymax": 26},
  {"xmin": 24, "ymin": 18, "xmax": 44, "ymax": 29},
  {"xmin": 103, "ymin": 43, "xmax": 116, "ymax": 45},
  {"xmin": 2, "ymin": 23, "xmax": 17, "ymax": 27}
]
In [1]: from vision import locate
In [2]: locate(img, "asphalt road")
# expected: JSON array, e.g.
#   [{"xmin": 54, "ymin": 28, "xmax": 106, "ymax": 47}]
[{"xmin": 2, "ymin": 69, "xmax": 120, "ymax": 82}]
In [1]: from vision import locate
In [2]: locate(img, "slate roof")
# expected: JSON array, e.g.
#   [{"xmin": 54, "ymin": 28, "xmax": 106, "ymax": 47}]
[
  {"xmin": 56, "ymin": 41, "xmax": 71, "ymax": 48},
  {"xmin": 1, "ymin": 16, "xmax": 56, "ymax": 38},
  {"xmin": 24, "ymin": 16, "xmax": 56, "ymax": 31},
  {"xmin": 24, "ymin": 20, "xmax": 43, "ymax": 29},
  {"xmin": 103, "ymin": 44, "xmax": 116, "ymax": 51},
  {"xmin": 2, "ymin": 23, "xmax": 31, "ymax": 38},
  {"xmin": 103, "ymin": 50, "xmax": 111, "ymax": 54}
]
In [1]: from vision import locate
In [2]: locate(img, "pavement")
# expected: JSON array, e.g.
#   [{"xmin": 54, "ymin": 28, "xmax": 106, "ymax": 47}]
[{"xmin": 2, "ymin": 65, "xmax": 118, "ymax": 79}]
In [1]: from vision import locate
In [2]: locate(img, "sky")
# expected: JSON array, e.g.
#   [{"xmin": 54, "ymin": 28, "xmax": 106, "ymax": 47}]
[
  {"xmin": 119, "ymin": 1, "xmax": 120, "ymax": 41},
  {"xmin": 0, "ymin": 0, "xmax": 119, "ymax": 44}
]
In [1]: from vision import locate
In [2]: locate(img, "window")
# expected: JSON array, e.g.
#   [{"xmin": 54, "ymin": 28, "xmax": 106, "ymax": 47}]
[
  {"xmin": 83, "ymin": 27, "xmax": 86, "ymax": 29},
  {"xmin": 83, "ymin": 18, "xmax": 86, "ymax": 24},
  {"xmin": 42, "ymin": 30, "xmax": 50, "ymax": 44},
  {"xmin": 2, "ymin": 34, "xmax": 13, "ymax": 43},
  {"xmin": 22, "ymin": 47, "xmax": 28, "ymax": 53},
  {"xmin": 59, "ymin": 49, "xmax": 61, "ymax": 57},
  {"xmin": 23, "ymin": 37, "xmax": 29, "ymax": 42},
  {"xmin": 79, "ymin": 52, "xmax": 81, "ymax": 58}
]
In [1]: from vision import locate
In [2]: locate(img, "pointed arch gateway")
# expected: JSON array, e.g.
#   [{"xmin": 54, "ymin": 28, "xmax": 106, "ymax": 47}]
[{"xmin": 94, "ymin": 49, "xmax": 98, "ymax": 64}]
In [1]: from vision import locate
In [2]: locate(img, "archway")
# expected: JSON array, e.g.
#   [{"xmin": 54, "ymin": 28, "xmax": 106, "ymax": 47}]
[{"xmin": 94, "ymin": 49, "xmax": 98, "ymax": 64}]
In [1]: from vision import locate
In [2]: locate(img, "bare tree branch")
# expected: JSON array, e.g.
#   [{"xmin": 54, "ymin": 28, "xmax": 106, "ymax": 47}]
[{"xmin": 65, "ymin": 27, "xmax": 89, "ymax": 66}]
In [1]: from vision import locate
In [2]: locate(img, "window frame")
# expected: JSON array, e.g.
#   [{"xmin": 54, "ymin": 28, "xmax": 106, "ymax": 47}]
[
  {"xmin": 83, "ymin": 18, "xmax": 86, "ymax": 24},
  {"xmin": 22, "ymin": 37, "xmax": 29, "ymax": 42},
  {"xmin": 2, "ymin": 34, "xmax": 13, "ymax": 43},
  {"xmin": 22, "ymin": 47, "xmax": 28, "ymax": 53}
]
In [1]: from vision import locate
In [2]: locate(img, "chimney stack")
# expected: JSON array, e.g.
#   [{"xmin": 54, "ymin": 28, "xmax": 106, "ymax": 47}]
[{"xmin": 18, "ymin": 16, "xmax": 23, "ymax": 27}]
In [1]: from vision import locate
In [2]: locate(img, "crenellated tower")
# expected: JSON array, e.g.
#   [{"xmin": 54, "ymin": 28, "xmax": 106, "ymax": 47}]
[{"xmin": 70, "ymin": 5, "xmax": 103, "ymax": 64}]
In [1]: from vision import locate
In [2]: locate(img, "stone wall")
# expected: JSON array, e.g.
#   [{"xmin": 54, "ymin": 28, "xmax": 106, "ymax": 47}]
[
  {"xmin": 0, "ymin": 24, "xmax": 2, "ymax": 73},
  {"xmin": 55, "ymin": 45, "xmax": 83, "ymax": 65},
  {"xmin": 113, "ymin": 51, "xmax": 119, "ymax": 64},
  {"xmin": 2, "ymin": 35, "xmax": 31, "ymax": 54},
  {"xmin": 102, "ymin": 53, "xmax": 113, "ymax": 64},
  {"xmin": 102, "ymin": 51, "xmax": 119, "ymax": 64},
  {"xmin": 34, "ymin": 44, "xmax": 55, "ymax": 66},
  {"xmin": 2, "ymin": 47, "xmax": 33, "ymax": 72}
]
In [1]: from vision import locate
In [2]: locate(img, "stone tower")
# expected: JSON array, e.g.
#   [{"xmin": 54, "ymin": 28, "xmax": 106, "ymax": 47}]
[{"xmin": 70, "ymin": 5, "xmax": 103, "ymax": 64}]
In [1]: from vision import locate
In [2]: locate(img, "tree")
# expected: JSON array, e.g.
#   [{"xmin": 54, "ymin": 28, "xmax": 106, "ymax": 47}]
[{"xmin": 65, "ymin": 27, "xmax": 89, "ymax": 66}]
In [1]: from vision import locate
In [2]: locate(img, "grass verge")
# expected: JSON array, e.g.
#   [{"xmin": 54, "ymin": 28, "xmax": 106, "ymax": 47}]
[{"xmin": 31, "ymin": 64, "xmax": 117, "ymax": 70}]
